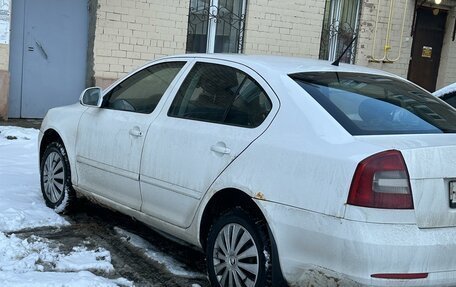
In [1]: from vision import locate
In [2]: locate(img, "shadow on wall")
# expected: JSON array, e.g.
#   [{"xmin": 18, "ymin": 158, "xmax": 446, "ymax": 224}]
[{"xmin": 0, "ymin": 70, "xmax": 8, "ymax": 120}]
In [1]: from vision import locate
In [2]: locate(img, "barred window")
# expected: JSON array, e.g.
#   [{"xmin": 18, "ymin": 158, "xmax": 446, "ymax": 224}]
[
  {"xmin": 186, "ymin": 0, "xmax": 247, "ymax": 53},
  {"xmin": 319, "ymin": 0, "xmax": 361, "ymax": 64}
]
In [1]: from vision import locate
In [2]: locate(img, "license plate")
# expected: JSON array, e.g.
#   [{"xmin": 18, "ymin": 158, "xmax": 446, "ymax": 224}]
[{"xmin": 450, "ymin": 181, "xmax": 456, "ymax": 208}]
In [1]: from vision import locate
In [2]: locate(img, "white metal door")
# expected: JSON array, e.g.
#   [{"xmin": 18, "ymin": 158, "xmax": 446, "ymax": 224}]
[{"xmin": 20, "ymin": 0, "xmax": 88, "ymax": 118}]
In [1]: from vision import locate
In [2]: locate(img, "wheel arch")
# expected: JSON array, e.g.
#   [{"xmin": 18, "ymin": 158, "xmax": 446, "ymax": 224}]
[
  {"xmin": 199, "ymin": 187, "xmax": 289, "ymax": 286},
  {"xmin": 39, "ymin": 129, "xmax": 64, "ymax": 162},
  {"xmin": 199, "ymin": 188, "xmax": 265, "ymax": 249},
  {"xmin": 39, "ymin": 125, "xmax": 79, "ymax": 186}
]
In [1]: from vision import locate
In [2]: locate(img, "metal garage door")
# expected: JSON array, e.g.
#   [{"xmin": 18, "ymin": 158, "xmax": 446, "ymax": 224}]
[{"xmin": 9, "ymin": 0, "xmax": 88, "ymax": 118}]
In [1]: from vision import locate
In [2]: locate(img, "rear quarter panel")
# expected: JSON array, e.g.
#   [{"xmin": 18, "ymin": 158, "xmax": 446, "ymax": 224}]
[{"xmin": 207, "ymin": 75, "xmax": 385, "ymax": 216}]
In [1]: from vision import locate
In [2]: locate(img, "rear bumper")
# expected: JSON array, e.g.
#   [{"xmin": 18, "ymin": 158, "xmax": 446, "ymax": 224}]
[{"xmin": 256, "ymin": 200, "xmax": 456, "ymax": 287}]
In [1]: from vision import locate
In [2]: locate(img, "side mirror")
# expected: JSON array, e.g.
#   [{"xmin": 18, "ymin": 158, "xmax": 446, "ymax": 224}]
[{"xmin": 79, "ymin": 87, "xmax": 103, "ymax": 107}]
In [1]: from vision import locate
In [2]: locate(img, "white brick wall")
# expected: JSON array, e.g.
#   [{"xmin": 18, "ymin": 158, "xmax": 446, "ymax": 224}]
[
  {"xmin": 91, "ymin": 0, "xmax": 456, "ymax": 89},
  {"xmin": 0, "ymin": 44, "xmax": 8, "ymax": 71},
  {"xmin": 437, "ymin": 7, "xmax": 456, "ymax": 89},
  {"xmin": 355, "ymin": 0, "xmax": 415, "ymax": 78},
  {"xmin": 93, "ymin": 0, "xmax": 189, "ymax": 83},
  {"xmin": 243, "ymin": 0, "xmax": 326, "ymax": 57}
]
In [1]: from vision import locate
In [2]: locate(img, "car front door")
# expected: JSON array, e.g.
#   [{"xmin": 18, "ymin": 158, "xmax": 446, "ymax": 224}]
[
  {"xmin": 75, "ymin": 60, "xmax": 187, "ymax": 210},
  {"xmin": 140, "ymin": 60, "xmax": 279, "ymax": 227}
]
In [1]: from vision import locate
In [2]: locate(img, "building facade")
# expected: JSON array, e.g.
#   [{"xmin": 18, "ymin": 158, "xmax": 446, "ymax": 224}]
[
  {"xmin": 0, "ymin": 0, "xmax": 9, "ymax": 119},
  {"xmin": 1, "ymin": 0, "xmax": 456, "ymax": 119}
]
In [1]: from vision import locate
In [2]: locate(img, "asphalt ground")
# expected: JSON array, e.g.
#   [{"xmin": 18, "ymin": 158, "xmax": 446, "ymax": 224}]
[{"xmin": 0, "ymin": 118, "xmax": 42, "ymax": 129}]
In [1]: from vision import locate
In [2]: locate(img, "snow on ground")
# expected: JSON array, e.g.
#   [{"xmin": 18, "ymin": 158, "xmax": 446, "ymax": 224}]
[
  {"xmin": 433, "ymin": 82, "xmax": 456, "ymax": 97},
  {"xmin": 115, "ymin": 227, "xmax": 204, "ymax": 279},
  {"xmin": 0, "ymin": 271, "xmax": 130, "ymax": 287},
  {"xmin": 0, "ymin": 126, "xmax": 68, "ymax": 231},
  {"xmin": 0, "ymin": 126, "xmax": 132, "ymax": 286}
]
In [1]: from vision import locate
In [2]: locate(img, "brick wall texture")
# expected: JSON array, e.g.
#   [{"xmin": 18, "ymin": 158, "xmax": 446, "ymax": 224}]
[
  {"xmin": 355, "ymin": 0, "xmax": 415, "ymax": 78},
  {"xmin": 243, "ymin": 0, "xmax": 326, "ymax": 57},
  {"xmin": 0, "ymin": 44, "xmax": 8, "ymax": 120},
  {"xmin": 437, "ymin": 7, "xmax": 456, "ymax": 89},
  {"xmin": 91, "ymin": 0, "xmax": 456, "ymax": 89},
  {"xmin": 93, "ymin": 0, "xmax": 190, "ymax": 85},
  {"xmin": 0, "ymin": 44, "xmax": 8, "ymax": 71}
]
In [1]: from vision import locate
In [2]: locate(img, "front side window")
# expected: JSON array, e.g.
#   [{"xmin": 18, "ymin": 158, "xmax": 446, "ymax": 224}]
[
  {"xmin": 319, "ymin": 0, "xmax": 361, "ymax": 64},
  {"xmin": 169, "ymin": 62, "xmax": 272, "ymax": 128},
  {"xmin": 291, "ymin": 72, "xmax": 456, "ymax": 135},
  {"xmin": 186, "ymin": 0, "xmax": 246, "ymax": 53},
  {"xmin": 103, "ymin": 62, "xmax": 185, "ymax": 114}
]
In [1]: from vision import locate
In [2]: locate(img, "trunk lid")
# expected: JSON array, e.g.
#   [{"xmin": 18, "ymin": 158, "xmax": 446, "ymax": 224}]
[{"xmin": 356, "ymin": 134, "xmax": 456, "ymax": 228}]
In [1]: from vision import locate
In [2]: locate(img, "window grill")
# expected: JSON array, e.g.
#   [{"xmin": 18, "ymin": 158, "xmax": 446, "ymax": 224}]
[
  {"xmin": 319, "ymin": 0, "xmax": 361, "ymax": 64},
  {"xmin": 186, "ymin": 0, "xmax": 247, "ymax": 54}
]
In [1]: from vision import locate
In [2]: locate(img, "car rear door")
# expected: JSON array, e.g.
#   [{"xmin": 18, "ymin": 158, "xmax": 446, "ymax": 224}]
[
  {"xmin": 140, "ymin": 59, "xmax": 279, "ymax": 228},
  {"xmin": 75, "ymin": 60, "xmax": 188, "ymax": 210}
]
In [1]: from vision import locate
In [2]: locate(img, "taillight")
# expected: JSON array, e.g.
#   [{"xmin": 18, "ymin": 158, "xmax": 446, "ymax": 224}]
[{"xmin": 347, "ymin": 150, "xmax": 413, "ymax": 209}]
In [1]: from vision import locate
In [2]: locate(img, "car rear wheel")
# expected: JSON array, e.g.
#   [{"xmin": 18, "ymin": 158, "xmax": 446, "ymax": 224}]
[
  {"xmin": 40, "ymin": 141, "xmax": 76, "ymax": 213},
  {"xmin": 206, "ymin": 209, "xmax": 271, "ymax": 287}
]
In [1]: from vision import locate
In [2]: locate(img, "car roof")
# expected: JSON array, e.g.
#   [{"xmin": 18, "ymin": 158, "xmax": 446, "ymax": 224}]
[{"xmin": 162, "ymin": 54, "xmax": 400, "ymax": 78}]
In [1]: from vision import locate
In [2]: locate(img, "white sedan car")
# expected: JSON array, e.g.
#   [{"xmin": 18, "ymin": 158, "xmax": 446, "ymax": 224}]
[{"xmin": 39, "ymin": 54, "xmax": 456, "ymax": 287}]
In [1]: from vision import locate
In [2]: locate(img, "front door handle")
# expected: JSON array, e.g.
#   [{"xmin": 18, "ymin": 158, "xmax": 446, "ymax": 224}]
[
  {"xmin": 129, "ymin": 127, "xmax": 143, "ymax": 137},
  {"xmin": 211, "ymin": 142, "xmax": 231, "ymax": 155}
]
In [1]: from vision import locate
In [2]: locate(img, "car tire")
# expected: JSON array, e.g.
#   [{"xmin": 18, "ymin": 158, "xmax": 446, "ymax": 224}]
[
  {"xmin": 40, "ymin": 141, "xmax": 76, "ymax": 213},
  {"xmin": 206, "ymin": 208, "xmax": 272, "ymax": 287}
]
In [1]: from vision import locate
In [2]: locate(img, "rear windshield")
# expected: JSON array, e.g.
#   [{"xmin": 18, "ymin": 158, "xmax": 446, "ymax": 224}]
[{"xmin": 290, "ymin": 72, "xmax": 456, "ymax": 135}]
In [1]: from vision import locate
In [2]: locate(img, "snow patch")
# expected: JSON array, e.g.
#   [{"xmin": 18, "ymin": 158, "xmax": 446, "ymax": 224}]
[
  {"xmin": 0, "ymin": 233, "xmax": 54, "ymax": 272},
  {"xmin": 0, "ymin": 126, "xmax": 132, "ymax": 286},
  {"xmin": 114, "ymin": 227, "xmax": 203, "ymax": 278},
  {"xmin": 0, "ymin": 271, "xmax": 132, "ymax": 287},
  {"xmin": 0, "ymin": 127, "xmax": 68, "ymax": 232},
  {"xmin": 263, "ymin": 250, "xmax": 271, "ymax": 270},
  {"xmin": 0, "ymin": 126, "xmax": 36, "ymax": 142},
  {"xmin": 55, "ymin": 246, "xmax": 114, "ymax": 273},
  {"xmin": 0, "ymin": 232, "xmax": 130, "ymax": 286},
  {"xmin": 433, "ymin": 82, "xmax": 456, "ymax": 98},
  {"xmin": 0, "ymin": 232, "xmax": 113, "ymax": 273}
]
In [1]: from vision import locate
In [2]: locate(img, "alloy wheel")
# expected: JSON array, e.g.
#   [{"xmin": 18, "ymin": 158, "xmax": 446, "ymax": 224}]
[
  {"xmin": 42, "ymin": 151, "xmax": 65, "ymax": 203},
  {"xmin": 213, "ymin": 223, "xmax": 259, "ymax": 287}
]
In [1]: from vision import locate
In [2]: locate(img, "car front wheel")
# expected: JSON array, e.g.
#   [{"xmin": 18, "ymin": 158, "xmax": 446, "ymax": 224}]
[
  {"xmin": 40, "ymin": 141, "xmax": 76, "ymax": 213},
  {"xmin": 206, "ymin": 209, "xmax": 271, "ymax": 287}
]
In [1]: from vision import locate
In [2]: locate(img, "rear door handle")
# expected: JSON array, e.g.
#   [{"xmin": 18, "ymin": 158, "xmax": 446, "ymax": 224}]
[
  {"xmin": 211, "ymin": 142, "xmax": 231, "ymax": 155},
  {"xmin": 129, "ymin": 127, "xmax": 143, "ymax": 137}
]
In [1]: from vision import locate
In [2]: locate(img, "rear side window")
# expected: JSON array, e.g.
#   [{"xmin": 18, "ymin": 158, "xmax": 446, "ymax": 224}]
[
  {"xmin": 291, "ymin": 72, "xmax": 456, "ymax": 135},
  {"xmin": 168, "ymin": 62, "xmax": 272, "ymax": 128}
]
